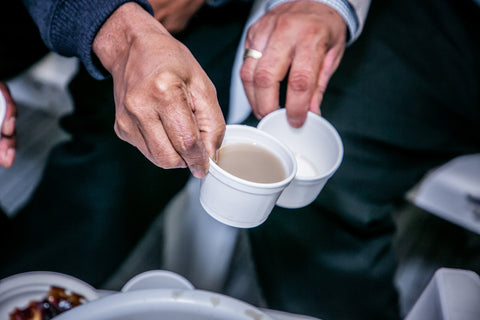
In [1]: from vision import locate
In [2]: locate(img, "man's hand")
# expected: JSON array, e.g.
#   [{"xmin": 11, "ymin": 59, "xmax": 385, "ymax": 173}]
[
  {"xmin": 93, "ymin": 3, "xmax": 225, "ymax": 178},
  {"xmin": 148, "ymin": 0, "xmax": 205, "ymax": 33},
  {"xmin": 240, "ymin": 1, "xmax": 347, "ymax": 127},
  {"xmin": 0, "ymin": 83, "xmax": 16, "ymax": 168}
]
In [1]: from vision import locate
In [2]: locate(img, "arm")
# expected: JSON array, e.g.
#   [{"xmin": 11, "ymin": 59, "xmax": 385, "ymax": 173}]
[
  {"xmin": 240, "ymin": 0, "xmax": 371, "ymax": 127},
  {"xmin": 23, "ymin": 0, "xmax": 225, "ymax": 177},
  {"xmin": 0, "ymin": 83, "xmax": 16, "ymax": 168}
]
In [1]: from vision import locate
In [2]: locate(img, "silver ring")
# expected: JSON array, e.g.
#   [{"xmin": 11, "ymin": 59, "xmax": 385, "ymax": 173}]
[{"xmin": 244, "ymin": 48, "xmax": 263, "ymax": 60}]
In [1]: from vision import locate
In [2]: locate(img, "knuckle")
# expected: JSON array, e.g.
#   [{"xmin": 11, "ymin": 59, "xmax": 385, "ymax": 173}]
[
  {"xmin": 140, "ymin": 71, "xmax": 185, "ymax": 104},
  {"xmin": 153, "ymin": 72, "xmax": 184, "ymax": 97},
  {"xmin": 315, "ymin": 39, "xmax": 330, "ymax": 52},
  {"xmin": 254, "ymin": 68, "xmax": 276, "ymax": 89},
  {"xmin": 114, "ymin": 117, "xmax": 129, "ymax": 138},
  {"xmin": 240, "ymin": 66, "xmax": 255, "ymax": 84},
  {"xmin": 155, "ymin": 71, "xmax": 178, "ymax": 88},
  {"xmin": 123, "ymin": 91, "xmax": 141, "ymax": 111},
  {"xmin": 175, "ymin": 133, "xmax": 201, "ymax": 156},
  {"xmin": 123, "ymin": 90, "xmax": 147, "ymax": 118},
  {"xmin": 289, "ymin": 71, "xmax": 315, "ymax": 92},
  {"xmin": 276, "ymin": 15, "xmax": 293, "ymax": 33}
]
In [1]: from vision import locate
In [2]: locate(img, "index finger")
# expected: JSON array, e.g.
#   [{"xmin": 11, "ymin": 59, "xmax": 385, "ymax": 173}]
[
  {"xmin": 189, "ymin": 78, "xmax": 226, "ymax": 163},
  {"xmin": 158, "ymin": 84, "xmax": 210, "ymax": 178},
  {"xmin": 251, "ymin": 37, "xmax": 292, "ymax": 119}
]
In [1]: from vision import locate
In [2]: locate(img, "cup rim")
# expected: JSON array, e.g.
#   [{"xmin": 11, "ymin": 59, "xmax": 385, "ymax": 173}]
[
  {"xmin": 208, "ymin": 124, "xmax": 297, "ymax": 190},
  {"xmin": 257, "ymin": 109, "xmax": 344, "ymax": 181}
]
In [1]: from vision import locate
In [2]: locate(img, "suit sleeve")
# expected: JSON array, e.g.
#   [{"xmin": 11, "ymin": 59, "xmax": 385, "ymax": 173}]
[{"xmin": 22, "ymin": 0, "xmax": 154, "ymax": 79}]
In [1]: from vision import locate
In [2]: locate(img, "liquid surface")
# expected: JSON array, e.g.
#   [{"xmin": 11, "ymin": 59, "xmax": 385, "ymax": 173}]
[{"xmin": 217, "ymin": 143, "xmax": 286, "ymax": 183}]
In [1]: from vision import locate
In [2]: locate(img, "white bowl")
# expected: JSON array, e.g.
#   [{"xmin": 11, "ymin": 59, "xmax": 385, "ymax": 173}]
[{"xmin": 0, "ymin": 271, "xmax": 100, "ymax": 320}]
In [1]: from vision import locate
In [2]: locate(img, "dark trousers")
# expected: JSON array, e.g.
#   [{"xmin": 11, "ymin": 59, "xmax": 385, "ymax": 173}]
[
  {"xmin": 249, "ymin": 0, "xmax": 480, "ymax": 319},
  {"xmin": 0, "ymin": 3, "xmax": 250, "ymax": 287}
]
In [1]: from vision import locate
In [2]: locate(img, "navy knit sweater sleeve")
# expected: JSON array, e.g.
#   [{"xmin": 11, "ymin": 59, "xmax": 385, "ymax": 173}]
[{"xmin": 22, "ymin": 0, "xmax": 154, "ymax": 79}]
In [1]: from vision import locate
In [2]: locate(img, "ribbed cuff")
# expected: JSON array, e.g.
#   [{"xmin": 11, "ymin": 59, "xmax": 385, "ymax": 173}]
[
  {"xmin": 48, "ymin": 0, "xmax": 153, "ymax": 79},
  {"xmin": 267, "ymin": 0, "xmax": 359, "ymax": 45}
]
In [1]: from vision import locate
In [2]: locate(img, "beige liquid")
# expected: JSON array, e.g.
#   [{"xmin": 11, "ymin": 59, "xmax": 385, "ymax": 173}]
[{"xmin": 217, "ymin": 143, "xmax": 286, "ymax": 183}]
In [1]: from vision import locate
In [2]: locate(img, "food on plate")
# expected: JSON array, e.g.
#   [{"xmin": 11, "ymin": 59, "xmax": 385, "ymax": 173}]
[{"xmin": 9, "ymin": 286, "xmax": 85, "ymax": 320}]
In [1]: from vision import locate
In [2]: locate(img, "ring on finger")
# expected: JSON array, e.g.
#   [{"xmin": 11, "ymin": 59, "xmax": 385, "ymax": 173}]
[{"xmin": 244, "ymin": 48, "xmax": 263, "ymax": 60}]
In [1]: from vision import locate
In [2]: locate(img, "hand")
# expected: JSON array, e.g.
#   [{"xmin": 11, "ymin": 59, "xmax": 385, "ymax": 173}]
[
  {"xmin": 93, "ymin": 3, "xmax": 225, "ymax": 178},
  {"xmin": 0, "ymin": 82, "xmax": 16, "ymax": 168},
  {"xmin": 240, "ymin": 1, "xmax": 347, "ymax": 127},
  {"xmin": 148, "ymin": 0, "xmax": 205, "ymax": 33}
]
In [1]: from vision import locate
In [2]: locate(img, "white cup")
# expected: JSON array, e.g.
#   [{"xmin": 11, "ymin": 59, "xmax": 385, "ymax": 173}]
[
  {"xmin": 257, "ymin": 109, "xmax": 343, "ymax": 208},
  {"xmin": 199, "ymin": 124, "xmax": 297, "ymax": 228}
]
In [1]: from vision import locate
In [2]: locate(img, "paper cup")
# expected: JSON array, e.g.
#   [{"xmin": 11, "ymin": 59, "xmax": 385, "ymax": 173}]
[
  {"xmin": 257, "ymin": 109, "xmax": 343, "ymax": 208},
  {"xmin": 200, "ymin": 125, "xmax": 297, "ymax": 228}
]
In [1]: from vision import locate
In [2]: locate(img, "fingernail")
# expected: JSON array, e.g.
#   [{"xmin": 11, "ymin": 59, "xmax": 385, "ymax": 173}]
[
  {"xmin": 191, "ymin": 168, "xmax": 207, "ymax": 179},
  {"xmin": 288, "ymin": 118, "xmax": 303, "ymax": 128},
  {"xmin": 5, "ymin": 117, "xmax": 15, "ymax": 134},
  {"xmin": 2, "ymin": 148, "xmax": 15, "ymax": 167}
]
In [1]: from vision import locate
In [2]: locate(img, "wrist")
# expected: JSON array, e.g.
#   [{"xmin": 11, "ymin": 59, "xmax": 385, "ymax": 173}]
[
  {"xmin": 267, "ymin": 0, "xmax": 357, "ymax": 44},
  {"xmin": 93, "ymin": 2, "xmax": 169, "ymax": 74}
]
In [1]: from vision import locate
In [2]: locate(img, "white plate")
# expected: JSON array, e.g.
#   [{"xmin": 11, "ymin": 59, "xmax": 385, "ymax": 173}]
[
  {"xmin": 54, "ymin": 288, "xmax": 276, "ymax": 320},
  {"xmin": 0, "ymin": 270, "xmax": 321, "ymax": 320},
  {"xmin": 0, "ymin": 271, "xmax": 99, "ymax": 320}
]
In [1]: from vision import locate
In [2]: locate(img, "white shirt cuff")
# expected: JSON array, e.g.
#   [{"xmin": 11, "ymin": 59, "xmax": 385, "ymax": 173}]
[{"xmin": 267, "ymin": 0, "xmax": 359, "ymax": 44}]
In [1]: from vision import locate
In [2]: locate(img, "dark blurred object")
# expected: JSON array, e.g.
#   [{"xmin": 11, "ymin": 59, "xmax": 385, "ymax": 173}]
[{"xmin": 0, "ymin": 2, "xmax": 48, "ymax": 80}]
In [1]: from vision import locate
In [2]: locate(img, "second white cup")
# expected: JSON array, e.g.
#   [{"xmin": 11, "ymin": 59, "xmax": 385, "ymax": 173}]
[{"xmin": 257, "ymin": 109, "xmax": 343, "ymax": 208}]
